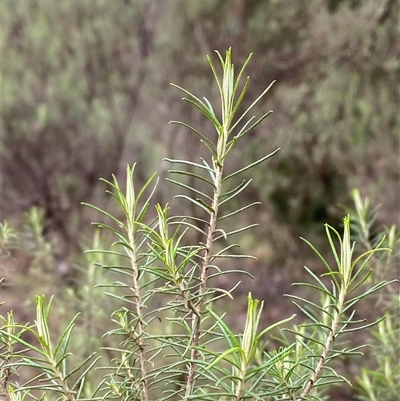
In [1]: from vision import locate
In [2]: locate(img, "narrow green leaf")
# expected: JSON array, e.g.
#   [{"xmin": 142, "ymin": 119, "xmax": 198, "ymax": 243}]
[
  {"xmin": 165, "ymin": 158, "xmax": 215, "ymax": 172},
  {"xmin": 206, "ymin": 55, "xmax": 223, "ymax": 98},
  {"xmin": 288, "ymin": 300, "xmax": 321, "ymax": 325},
  {"xmin": 325, "ymin": 223, "xmax": 343, "ymax": 272},
  {"xmin": 223, "ymin": 149, "xmax": 280, "ymax": 181},
  {"xmin": 230, "ymin": 80, "xmax": 275, "ymax": 133},
  {"xmin": 283, "ymin": 328, "xmax": 326, "ymax": 348},
  {"xmin": 231, "ymin": 77, "xmax": 250, "ymax": 118},
  {"xmin": 212, "ymin": 244, "xmax": 240, "ymax": 258},
  {"xmin": 174, "ymin": 195, "xmax": 214, "ymax": 215},
  {"xmin": 168, "ymin": 169, "xmax": 215, "ymax": 187},
  {"xmin": 217, "ymin": 202, "xmax": 260, "ymax": 221},
  {"xmin": 82, "ymin": 203, "xmax": 125, "ymax": 228},
  {"xmin": 170, "ymin": 83, "xmax": 209, "ymax": 110},
  {"xmin": 169, "ymin": 120, "xmax": 216, "ymax": 149},
  {"xmin": 301, "ymin": 236, "xmax": 339, "ymax": 288},
  {"xmin": 232, "ymin": 110, "xmax": 273, "ymax": 139},
  {"xmin": 165, "ymin": 178, "xmax": 213, "ymax": 201},
  {"xmin": 256, "ymin": 314, "xmax": 296, "ymax": 341},
  {"xmin": 54, "ymin": 313, "xmax": 80, "ymax": 358},
  {"xmin": 219, "ymin": 179, "xmax": 253, "ymax": 205},
  {"xmin": 183, "ymin": 97, "xmax": 221, "ymax": 126},
  {"xmin": 214, "ymin": 224, "xmax": 258, "ymax": 241}
]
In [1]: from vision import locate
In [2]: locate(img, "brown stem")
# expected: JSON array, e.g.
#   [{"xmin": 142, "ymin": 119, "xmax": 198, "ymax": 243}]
[{"xmin": 184, "ymin": 165, "xmax": 223, "ymax": 397}]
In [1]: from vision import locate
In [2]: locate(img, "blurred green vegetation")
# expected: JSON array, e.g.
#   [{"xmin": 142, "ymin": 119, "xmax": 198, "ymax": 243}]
[{"xmin": 1, "ymin": 1, "xmax": 399, "ymax": 399}]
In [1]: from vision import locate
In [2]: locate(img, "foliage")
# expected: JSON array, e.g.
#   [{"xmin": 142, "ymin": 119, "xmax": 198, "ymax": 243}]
[
  {"xmin": 2, "ymin": 0, "xmax": 398, "ymax": 272},
  {"xmin": 1, "ymin": 50, "xmax": 396, "ymax": 401},
  {"xmin": 343, "ymin": 190, "xmax": 400, "ymax": 400},
  {"xmin": 1, "ymin": 0, "xmax": 159, "ymax": 260},
  {"xmin": 1, "ymin": 223, "xmax": 19, "ymax": 261}
]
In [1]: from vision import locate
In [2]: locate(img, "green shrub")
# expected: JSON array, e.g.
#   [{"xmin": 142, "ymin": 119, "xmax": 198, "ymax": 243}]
[{"xmin": 0, "ymin": 50, "xmax": 396, "ymax": 401}]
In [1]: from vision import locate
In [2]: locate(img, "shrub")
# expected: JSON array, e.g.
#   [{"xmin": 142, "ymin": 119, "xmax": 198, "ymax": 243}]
[{"xmin": 0, "ymin": 50, "xmax": 395, "ymax": 401}]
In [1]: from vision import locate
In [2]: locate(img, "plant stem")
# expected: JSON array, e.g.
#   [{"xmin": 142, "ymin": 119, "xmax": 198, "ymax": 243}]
[
  {"xmin": 298, "ymin": 285, "xmax": 347, "ymax": 399},
  {"xmin": 185, "ymin": 163, "xmax": 224, "ymax": 397},
  {"xmin": 234, "ymin": 362, "xmax": 247, "ymax": 400},
  {"xmin": 0, "ymin": 340, "xmax": 12, "ymax": 401},
  {"xmin": 0, "ymin": 366, "xmax": 11, "ymax": 401},
  {"xmin": 53, "ymin": 362, "xmax": 77, "ymax": 401},
  {"xmin": 128, "ymin": 228, "xmax": 148, "ymax": 401}
]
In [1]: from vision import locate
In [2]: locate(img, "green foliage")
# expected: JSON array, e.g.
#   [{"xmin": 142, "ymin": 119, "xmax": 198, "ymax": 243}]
[
  {"xmin": 0, "ymin": 222, "xmax": 19, "ymax": 261},
  {"xmin": 1, "ymin": 50, "xmax": 396, "ymax": 401},
  {"xmin": 3, "ymin": 0, "xmax": 398, "ymax": 263},
  {"xmin": 343, "ymin": 189, "xmax": 400, "ymax": 400}
]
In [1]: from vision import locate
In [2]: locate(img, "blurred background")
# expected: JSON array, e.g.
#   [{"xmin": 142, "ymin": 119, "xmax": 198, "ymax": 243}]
[{"xmin": 1, "ymin": 0, "xmax": 399, "ymax": 399}]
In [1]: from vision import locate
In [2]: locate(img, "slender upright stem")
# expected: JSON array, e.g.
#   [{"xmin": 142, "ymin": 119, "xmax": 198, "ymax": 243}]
[
  {"xmin": 184, "ymin": 162, "xmax": 224, "ymax": 397},
  {"xmin": 234, "ymin": 362, "xmax": 247, "ymax": 400},
  {"xmin": 128, "ymin": 228, "xmax": 149, "ymax": 401},
  {"xmin": 51, "ymin": 358, "xmax": 77, "ymax": 401},
  {"xmin": 298, "ymin": 285, "xmax": 347, "ymax": 399},
  {"xmin": 184, "ymin": 50, "xmax": 236, "ymax": 397},
  {"xmin": 0, "ymin": 358, "xmax": 12, "ymax": 401}
]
